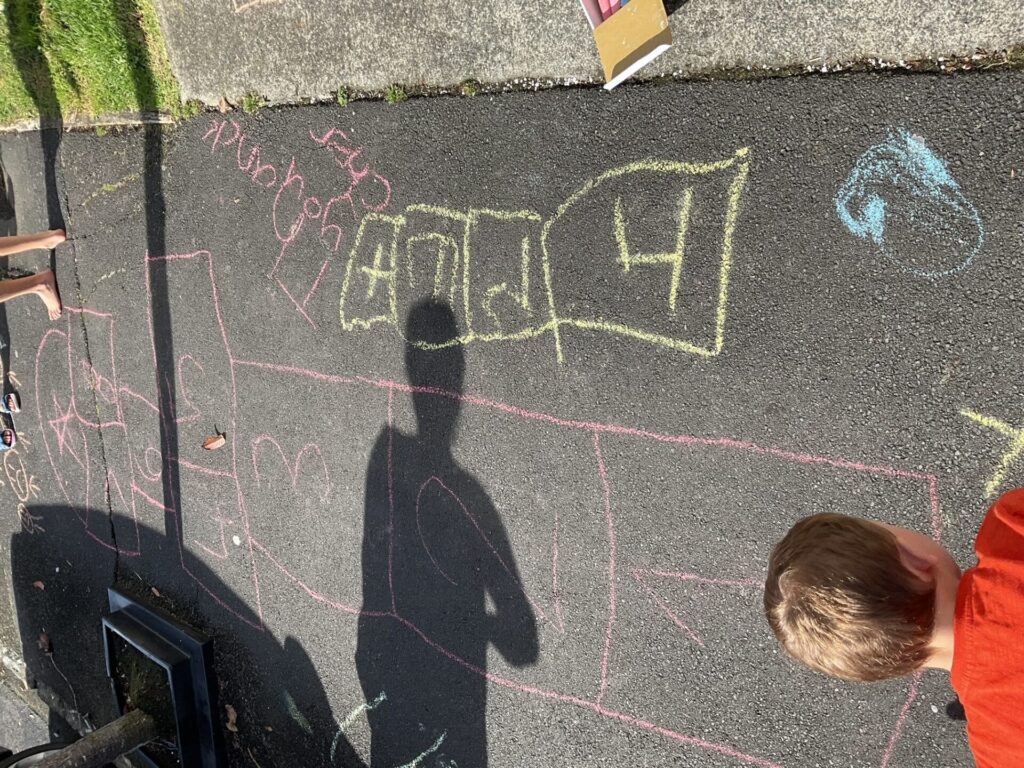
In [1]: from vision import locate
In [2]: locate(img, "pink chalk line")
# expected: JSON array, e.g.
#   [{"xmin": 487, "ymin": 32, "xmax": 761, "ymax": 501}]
[
  {"xmin": 881, "ymin": 671, "xmax": 922, "ymax": 768},
  {"xmin": 593, "ymin": 432, "xmax": 618, "ymax": 706},
  {"xmin": 382, "ymin": 603, "xmax": 784, "ymax": 768},
  {"xmin": 146, "ymin": 250, "xmax": 266, "ymax": 626},
  {"xmin": 415, "ymin": 477, "xmax": 460, "ymax": 586},
  {"xmin": 414, "ymin": 475, "xmax": 565, "ymax": 633},
  {"xmin": 631, "ymin": 569, "xmax": 764, "ymax": 648},
  {"xmin": 239, "ymin": 361, "xmax": 945, "ymax": 546},
  {"xmin": 131, "ymin": 481, "xmax": 263, "ymax": 630},
  {"xmin": 251, "ymin": 436, "xmax": 332, "ymax": 501},
  {"xmin": 648, "ymin": 570, "xmax": 764, "ymax": 589},
  {"xmin": 631, "ymin": 570, "xmax": 705, "ymax": 647}
]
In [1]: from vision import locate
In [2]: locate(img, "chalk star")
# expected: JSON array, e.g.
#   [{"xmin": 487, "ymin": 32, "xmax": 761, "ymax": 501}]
[
  {"xmin": 48, "ymin": 393, "xmax": 84, "ymax": 468},
  {"xmin": 961, "ymin": 408, "xmax": 1024, "ymax": 498}
]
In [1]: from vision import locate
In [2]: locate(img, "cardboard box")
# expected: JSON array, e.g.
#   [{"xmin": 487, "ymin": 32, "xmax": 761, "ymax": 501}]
[{"xmin": 582, "ymin": 0, "xmax": 673, "ymax": 90}]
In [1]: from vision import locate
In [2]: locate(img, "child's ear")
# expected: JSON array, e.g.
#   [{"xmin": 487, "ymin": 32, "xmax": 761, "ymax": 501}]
[{"xmin": 896, "ymin": 541, "xmax": 938, "ymax": 584}]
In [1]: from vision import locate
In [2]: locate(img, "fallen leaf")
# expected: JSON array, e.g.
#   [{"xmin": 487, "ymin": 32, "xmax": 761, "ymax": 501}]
[
  {"xmin": 219, "ymin": 96, "xmax": 231, "ymax": 113},
  {"xmin": 151, "ymin": 587, "xmax": 161, "ymax": 598},
  {"xmin": 225, "ymin": 703, "xmax": 238, "ymax": 732},
  {"xmin": 202, "ymin": 433, "xmax": 226, "ymax": 451},
  {"xmin": 37, "ymin": 633, "xmax": 51, "ymax": 654},
  {"xmin": 264, "ymin": 725, "xmax": 273, "ymax": 732},
  {"xmin": 32, "ymin": 581, "xmax": 44, "ymax": 590}
]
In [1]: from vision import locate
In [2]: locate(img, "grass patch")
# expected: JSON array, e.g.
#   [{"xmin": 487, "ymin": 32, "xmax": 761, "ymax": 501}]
[
  {"xmin": 336, "ymin": 87, "xmax": 349, "ymax": 106},
  {"xmin": 0, "ymin": 0, "xmax": 184, "ymax": 124},
  {"xmin": 384, "ymin": 84, "xmax": 407, "ymax": 104},
  {"xmin": 240, "ymin": 91, "xmax": 265, "ymax": 113}
]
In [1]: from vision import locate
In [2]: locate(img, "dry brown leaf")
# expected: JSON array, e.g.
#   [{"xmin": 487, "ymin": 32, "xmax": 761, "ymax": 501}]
[
  {"xmin": 32, "ymin": 581, "xmax": 44, "ymax": 590},
  {"xmin": 225, "ymin": 703, "xmax": 238, "ymax": 732},
  {"xmin": 37, "ymin": 633, "xmax": 51, "ymax": 654},
  {"xmin": 151, "ymin": 587, "xmax": 162, "ymax": 598},
  {"xmin": 218, "ymin": 96, "xmax": 231, "ymax": 113},
  {"xmin": 202, "ymin": 433, "xmax": 226, "ymax": 451}
]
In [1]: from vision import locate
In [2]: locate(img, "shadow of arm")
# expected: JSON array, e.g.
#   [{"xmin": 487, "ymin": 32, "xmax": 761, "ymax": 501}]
[{"xmin": 481, "ymin": 507, "xmax": 540, "ymax": 667}]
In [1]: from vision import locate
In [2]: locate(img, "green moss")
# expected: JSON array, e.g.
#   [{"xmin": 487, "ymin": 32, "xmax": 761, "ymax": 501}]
[
  {"xmin": 384, "ymin": 84, "xmax": 407, "ymax": 104},
  {"xmin": 240, "ymin": 91, "xmax": 266, "ymax": 113}
]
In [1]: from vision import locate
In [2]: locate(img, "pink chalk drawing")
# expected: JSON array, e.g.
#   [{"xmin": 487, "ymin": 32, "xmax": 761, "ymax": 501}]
[
  {"xmin": 415, "ymin": 475, "xmax": 565, "ymax": 633},
  {"xmin": 35, "ymin": 307, "xmax": 141, "ymax": 557},
  {"xmin": 251, "ymin": 436, "xmax": 332, "ymax": 502},
  {"xmin": 202, "ymin": 119, "xmax": 392, "ymax": 328},
  {"xmin": 33, "ymin": 247, "xmax": 946, "ymax": 768},
  {"xmin": 194, "ymin": 502, "xmax": 235, "ymax": 561},
  {"xmin": 631, "ymin": 569, "xmax": 763, "ymax": 648}
]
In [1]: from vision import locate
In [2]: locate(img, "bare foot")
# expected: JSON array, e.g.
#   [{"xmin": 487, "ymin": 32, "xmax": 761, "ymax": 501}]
[
  {"xmin": 43, "ymin": 229, "xmax": 66, "ymax": 250},
  {"xmin": 34, "ymin": 271, "xmax": 62, "ymax": 320}
]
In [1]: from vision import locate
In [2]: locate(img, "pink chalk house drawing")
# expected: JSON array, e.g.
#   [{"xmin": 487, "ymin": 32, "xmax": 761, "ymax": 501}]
[{"xmin": 35, "ymin": 249, "xmax": 941, "ymax": 768}]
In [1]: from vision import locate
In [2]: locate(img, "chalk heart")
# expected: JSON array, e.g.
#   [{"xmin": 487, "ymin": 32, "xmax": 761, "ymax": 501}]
[{"xmin": 250, "ymin": 437, "xmax": 332, "ymax": 520}]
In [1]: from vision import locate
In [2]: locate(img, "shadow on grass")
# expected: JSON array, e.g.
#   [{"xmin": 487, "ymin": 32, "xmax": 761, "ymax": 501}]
[{"xmin": 4, "ymin": 0, "xmax": 64, "ymax": 227}]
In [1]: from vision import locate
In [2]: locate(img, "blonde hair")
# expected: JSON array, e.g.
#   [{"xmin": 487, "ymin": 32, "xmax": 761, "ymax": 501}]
[{"xmin": 764, "ymin": 513, "xmax": 935, "ymax": 682}]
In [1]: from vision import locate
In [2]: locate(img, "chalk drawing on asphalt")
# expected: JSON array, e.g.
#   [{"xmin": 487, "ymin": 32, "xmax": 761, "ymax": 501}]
[
  {"xmin": 630, "ymin": 569, "xmax": 762, "ymax": 648},
  {"xmin": 960, "ymin": 408, "xmax": 1024, "ymax": 498},
  {"xmin": 835, "ymin": 129, "xmax": 983, "ymax": 278},
  {"xmin": 339, "ymin": 149, "xmax": 751, "ymax": 362},
  {"xmin": 33, "ymin": 248, "xmax": 946, "ymax": 768}
]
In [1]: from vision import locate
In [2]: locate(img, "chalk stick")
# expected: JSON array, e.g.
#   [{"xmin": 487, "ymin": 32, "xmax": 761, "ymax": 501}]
[
  {"xmin": 597, "ymin": 0, "xmax": 612, "ymax": 20},
  {"xmin": 579, "ymin": 0, "xmax": 603, "ymax": 27},
  {"xmin": 609, "ymin": 0, "xmax": 622, "ymax": 13}
]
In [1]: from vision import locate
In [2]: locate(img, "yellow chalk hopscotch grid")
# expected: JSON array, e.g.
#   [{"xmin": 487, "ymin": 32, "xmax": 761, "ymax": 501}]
[{"xmin": 339, "ymin": 147, "xmax": 751, "ymax": 361}]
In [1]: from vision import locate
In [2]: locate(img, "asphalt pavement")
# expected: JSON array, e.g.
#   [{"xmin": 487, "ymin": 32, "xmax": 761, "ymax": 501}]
[{"xmin": 5, "ymin": 70, "xmax": 1024, "ymax": 766}]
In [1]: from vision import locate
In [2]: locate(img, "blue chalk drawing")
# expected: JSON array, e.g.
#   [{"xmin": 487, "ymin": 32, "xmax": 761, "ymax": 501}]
[{"xmin": 835, "ymin": 129, "xmax": 983, "ymax": 278}]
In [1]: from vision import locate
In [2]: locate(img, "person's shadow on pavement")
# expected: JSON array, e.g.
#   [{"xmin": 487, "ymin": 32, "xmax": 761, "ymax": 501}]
[{"xmin": 357, "ymin": 299, "xmax": 539, "ymax": 767}]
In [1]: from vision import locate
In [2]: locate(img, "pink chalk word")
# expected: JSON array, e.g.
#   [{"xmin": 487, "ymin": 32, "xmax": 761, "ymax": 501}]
[{"xmin": 202, "ymin": 119, "xmax": 393, "ymax": 328}]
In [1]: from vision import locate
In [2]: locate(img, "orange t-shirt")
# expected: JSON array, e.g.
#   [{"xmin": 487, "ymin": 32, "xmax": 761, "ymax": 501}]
[{"xmin": 952, "ymin": 488, "xmax": 1024, "ymax": 768}]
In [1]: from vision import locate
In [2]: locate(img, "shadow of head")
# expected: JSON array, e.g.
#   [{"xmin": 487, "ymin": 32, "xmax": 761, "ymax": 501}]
[{"xmin": 405, "ymin": 298, "xmax": 464, "ymax": 446}]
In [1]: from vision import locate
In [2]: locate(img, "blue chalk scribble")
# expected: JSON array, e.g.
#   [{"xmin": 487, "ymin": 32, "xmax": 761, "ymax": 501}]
[{"xmin": 835, "ymin": 129, "xmax": 983, "ymax": 278}]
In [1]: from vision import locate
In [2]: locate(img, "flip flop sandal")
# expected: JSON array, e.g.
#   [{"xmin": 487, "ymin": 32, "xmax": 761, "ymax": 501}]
[
  {"xmin": 0, "ymin": 428, "xmax": 16, "ymax": 451},
  {"xmin": 0, "ymin": 392, "xmax": 20, "ymax": 415}
]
